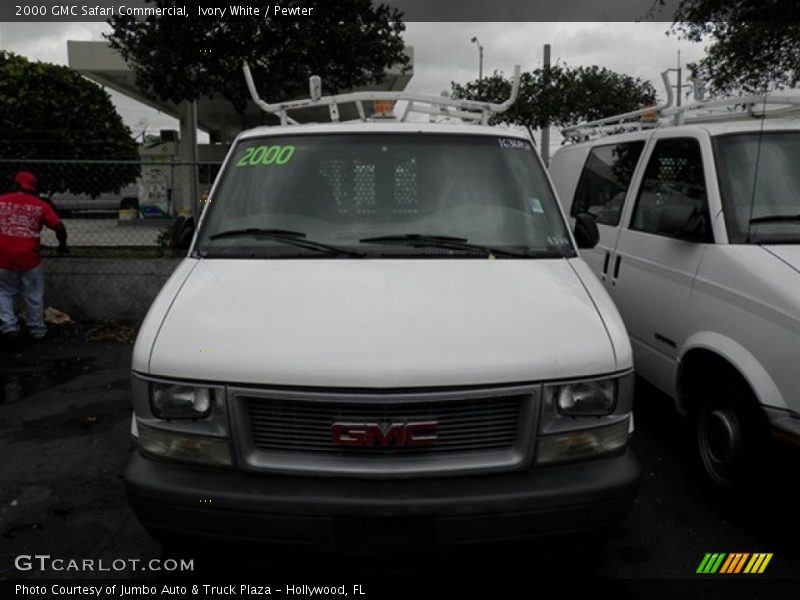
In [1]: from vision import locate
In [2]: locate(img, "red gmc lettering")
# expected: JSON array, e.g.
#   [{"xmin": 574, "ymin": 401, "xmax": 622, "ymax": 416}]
[
  {"xmin": 331, "ymin": 421, "xmax": 438, "ymax": 447},
  {"xmin": 404, "ymin": 421, "xmax": 438, "ymax": 445}
]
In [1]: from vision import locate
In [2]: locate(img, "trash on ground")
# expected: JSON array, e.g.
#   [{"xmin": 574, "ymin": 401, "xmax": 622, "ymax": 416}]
[{"xmin": 44, "ymin": 307, "xmax": 72, "ymax": 325}]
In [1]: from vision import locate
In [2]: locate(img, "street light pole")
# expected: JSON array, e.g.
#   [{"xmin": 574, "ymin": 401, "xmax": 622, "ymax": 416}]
[{"xmin": 470, "ymin": 36, "xmax": 484, "ymax": 81}]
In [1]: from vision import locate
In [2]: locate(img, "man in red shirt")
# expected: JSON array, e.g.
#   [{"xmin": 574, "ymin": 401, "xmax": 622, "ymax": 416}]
[{"xmin": 0, "ymin": 171, "xmax": 68, "ymax": 341}]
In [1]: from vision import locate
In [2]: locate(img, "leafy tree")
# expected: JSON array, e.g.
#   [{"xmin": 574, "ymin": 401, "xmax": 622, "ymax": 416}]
[
  {"xmin": 656, "ymin": 0, "xmax": 800, "ymax": 94},
  {"xmin": 0, "ymin": 51, "xmax": 140, "ymax": 198},
  {"xmin": 451, "ymin": 65, "xmax": 656, "ymax": 129},
  {"xmin": 106, "ymin": 0, "xmax": 409, "ymax": 123}
]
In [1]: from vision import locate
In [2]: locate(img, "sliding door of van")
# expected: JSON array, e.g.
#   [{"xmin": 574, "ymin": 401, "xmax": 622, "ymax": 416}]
[{"xmin": 608, "ymin": 134, "xmax": 715, "ymax": 396}]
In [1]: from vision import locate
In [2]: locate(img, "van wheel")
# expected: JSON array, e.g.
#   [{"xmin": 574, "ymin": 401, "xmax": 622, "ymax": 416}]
[{"xmin": 691, "ymin": 367, "xmax": 768, "ymax": 490}]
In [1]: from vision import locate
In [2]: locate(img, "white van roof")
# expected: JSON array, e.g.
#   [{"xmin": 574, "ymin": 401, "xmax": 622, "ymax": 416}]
[
  {"xmin": 695, "ymin": 118, "xmax": 800, "ymax": 137},
  {"xmin": 238, "ymin": 120, "xmax": 533, "ymax": 140}
]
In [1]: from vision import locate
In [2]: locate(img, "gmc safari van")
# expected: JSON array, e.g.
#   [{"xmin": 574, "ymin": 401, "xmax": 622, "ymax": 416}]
[
  {"xmin": 550, "ymin": 90, "xmax": 800, "ymax": 491},
  {"xmin": 125, "ymin": 67, "xmax": 638, "ymax": 552}
]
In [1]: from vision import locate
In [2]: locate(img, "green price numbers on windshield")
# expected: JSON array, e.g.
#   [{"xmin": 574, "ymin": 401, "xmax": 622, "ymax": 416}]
[{"xmin": 236, "ymin": 145, "xmax": 295, "ymax": 167}]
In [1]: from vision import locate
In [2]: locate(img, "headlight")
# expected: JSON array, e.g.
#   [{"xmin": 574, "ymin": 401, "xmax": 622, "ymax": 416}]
[
  {"xmin": 549, "ymin": 379, "xmax": 616, "ymax": 416},
  {"xmin": 536, "ymin": 418, "xmax": 629, "ymax": 465},
  {"xmin": 536, "ymin": 372, "xmax": 634, "ymax": 465},
  {"xmin": 151, "ymin": 384, "xmax": 212, "ymax": 420},
  {"xmin": 137, "ymin": 422, "xmax": 232, "ymax": 466}
]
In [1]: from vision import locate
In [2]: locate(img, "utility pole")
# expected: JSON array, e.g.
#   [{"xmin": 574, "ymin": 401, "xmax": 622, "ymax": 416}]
[
  {"xmin": 541, "ymin": 44, "xmax": 551, "ymax": 167},
  {"xmin": 668, "ymin": 49, "xmax": 692, "ymax": 108}
]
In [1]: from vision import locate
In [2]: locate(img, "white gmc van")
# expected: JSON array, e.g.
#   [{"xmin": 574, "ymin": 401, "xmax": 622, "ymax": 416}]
[
  {"xmin": 125, "ymin": 70, "xmax": 638, "ymax": 553},
  {"xmin": 550, "ymin": 94, "xmax": 800, "ymax": 491}
]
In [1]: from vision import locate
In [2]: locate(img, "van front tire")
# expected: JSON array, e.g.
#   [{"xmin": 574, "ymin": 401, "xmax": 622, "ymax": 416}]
[{"xmin": 691, "ymin": 367, "xmax": 769, "ymax": 492}]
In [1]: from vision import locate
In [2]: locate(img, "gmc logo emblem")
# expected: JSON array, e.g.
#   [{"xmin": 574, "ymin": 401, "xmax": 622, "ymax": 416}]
[{"xmin": 331, "ymin": 421, "xmax": 438, "ymax": 447}]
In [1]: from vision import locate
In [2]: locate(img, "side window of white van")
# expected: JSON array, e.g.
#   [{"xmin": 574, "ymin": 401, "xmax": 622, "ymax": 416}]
[
  {"xmin": 571, "ymin": 141, "xmax": 645, "ymax": 226},
  {"xmin": 630, "ymin": 138, "xmax": 713, "ymax": 242}
]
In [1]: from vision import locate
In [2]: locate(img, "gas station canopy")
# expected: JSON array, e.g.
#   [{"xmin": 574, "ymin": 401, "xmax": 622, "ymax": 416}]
[{"xmin": 67, "ymin": 40, "xmax": 414, "ymax": 142}]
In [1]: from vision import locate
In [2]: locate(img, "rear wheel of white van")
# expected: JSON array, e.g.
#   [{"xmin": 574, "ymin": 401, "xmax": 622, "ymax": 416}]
[{"xmin": 692, "ymin": 367, "xmax": 770, "ymax": 491}]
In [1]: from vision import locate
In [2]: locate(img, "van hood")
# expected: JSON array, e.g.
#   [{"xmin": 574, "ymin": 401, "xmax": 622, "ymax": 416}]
[
  {"xmin": 144, "ymin": 259, "xmax": 621, "ymax": 388},
  {"xmin": 762, "ymin": 245, "xmax": 800, "ymax": 274}
]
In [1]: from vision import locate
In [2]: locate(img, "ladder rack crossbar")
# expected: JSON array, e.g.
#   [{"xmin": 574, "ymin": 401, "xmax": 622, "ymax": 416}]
[
  {"xmin": 243, "ymin": 63, "xmax": 521, "ymax": 125},
  {"xmin": 562, "ymin": 74, "xmax": 800, "ymax": 143}
]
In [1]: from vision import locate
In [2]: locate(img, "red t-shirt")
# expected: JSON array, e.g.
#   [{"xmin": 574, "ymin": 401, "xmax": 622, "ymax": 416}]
[{"xmin": 0, "ymin": 191, "xmax": 62, "ymax": 271}]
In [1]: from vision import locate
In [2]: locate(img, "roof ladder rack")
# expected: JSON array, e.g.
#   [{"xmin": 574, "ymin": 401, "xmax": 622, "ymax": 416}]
[
  {"xmin": 243, "ymin": 63, "xmax": 522, "ymax": 125},
  {"xmin": 664, "ymin": 94, "xmax": 800, "ymax": 125},
  {"xmin": 561, "ymin": 71, "xmax": 674, "ymax": 142},
  {"xmin": 562, "ymin": 70, "xmax": 800, "ymax": 143}
]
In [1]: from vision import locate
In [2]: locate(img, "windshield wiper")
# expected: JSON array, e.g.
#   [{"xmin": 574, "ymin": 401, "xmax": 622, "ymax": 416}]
[
  {"xmin": 749, "ymin": 214, "xmax": 800, "ymax": 225},
  {"xmin": 206, "ymin": 228, "xmax": 365, "ymax": 257},
  {"xmin": 209, "ymin": 228, "xmax": 307, "ymax": 240},
  {"xmin": 358, "ymin": 234, "xmax": 546, "ymax": 258}
]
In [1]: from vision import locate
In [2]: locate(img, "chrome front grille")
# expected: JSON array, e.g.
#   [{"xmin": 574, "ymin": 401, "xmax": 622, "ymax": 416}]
[
  {"xmin": 231, "ymin": 385, "xmax": 539, "ymax": 477},
  {"xmin": 248, "ymin": 396, "xmax": 521, "ymax": 455}
]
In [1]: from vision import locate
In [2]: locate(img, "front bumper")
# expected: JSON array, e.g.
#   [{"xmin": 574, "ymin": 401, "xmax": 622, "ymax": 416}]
[{"xmin": 126, "ymin": 449, "xmax": 639, "ymax": 555}]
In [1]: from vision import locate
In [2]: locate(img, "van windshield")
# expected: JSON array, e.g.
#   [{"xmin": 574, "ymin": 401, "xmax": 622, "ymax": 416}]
[
  {"xmin": 715, "ymin": 132, "xmax": 800, "ymax": 244},
  {"xmin": 195, "ymin": 133, "xmax": 574, "ymax": 258}
]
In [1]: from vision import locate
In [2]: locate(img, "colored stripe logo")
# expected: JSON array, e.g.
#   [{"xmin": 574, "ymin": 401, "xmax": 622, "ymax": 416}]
[{"xmin": 697, "ymin": 553, "xmax": 773, "ymax": 574}]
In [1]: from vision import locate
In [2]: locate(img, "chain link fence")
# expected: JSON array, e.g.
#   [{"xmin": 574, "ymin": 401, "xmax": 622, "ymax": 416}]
[{"xmin": 0, "ymin": 159, "xmax": 222, "ymax": 253}]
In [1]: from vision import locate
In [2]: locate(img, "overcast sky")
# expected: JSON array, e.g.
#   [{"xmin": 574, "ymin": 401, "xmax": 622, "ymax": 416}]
[{"xmin": 0, "ymin": 21, "xmax": 707, "ymax": 147}]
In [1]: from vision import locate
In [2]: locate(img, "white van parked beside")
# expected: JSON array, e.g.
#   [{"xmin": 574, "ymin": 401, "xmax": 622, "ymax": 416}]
[
  {"xmin": 125, "ymin": 67, "xmax": 638, "ymax": 552},
  {"xmin": 550, "ymin": 90, "xmax": 800, "ymax": 490}
]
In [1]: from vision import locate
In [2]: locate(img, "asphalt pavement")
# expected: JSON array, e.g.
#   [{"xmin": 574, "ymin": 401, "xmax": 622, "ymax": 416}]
[{"xmin": 0, "ymin": 325, "xmax": 797, "ymax": 597}]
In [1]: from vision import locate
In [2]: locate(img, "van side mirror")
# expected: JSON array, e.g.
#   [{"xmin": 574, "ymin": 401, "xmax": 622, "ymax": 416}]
[
  {"xmin": 574, "ymin": 213, "xmax": 600, "ymax": 249},
  {"xmin": 170, "ymin": 216, "xmax": 196, "ymax": 250}
]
